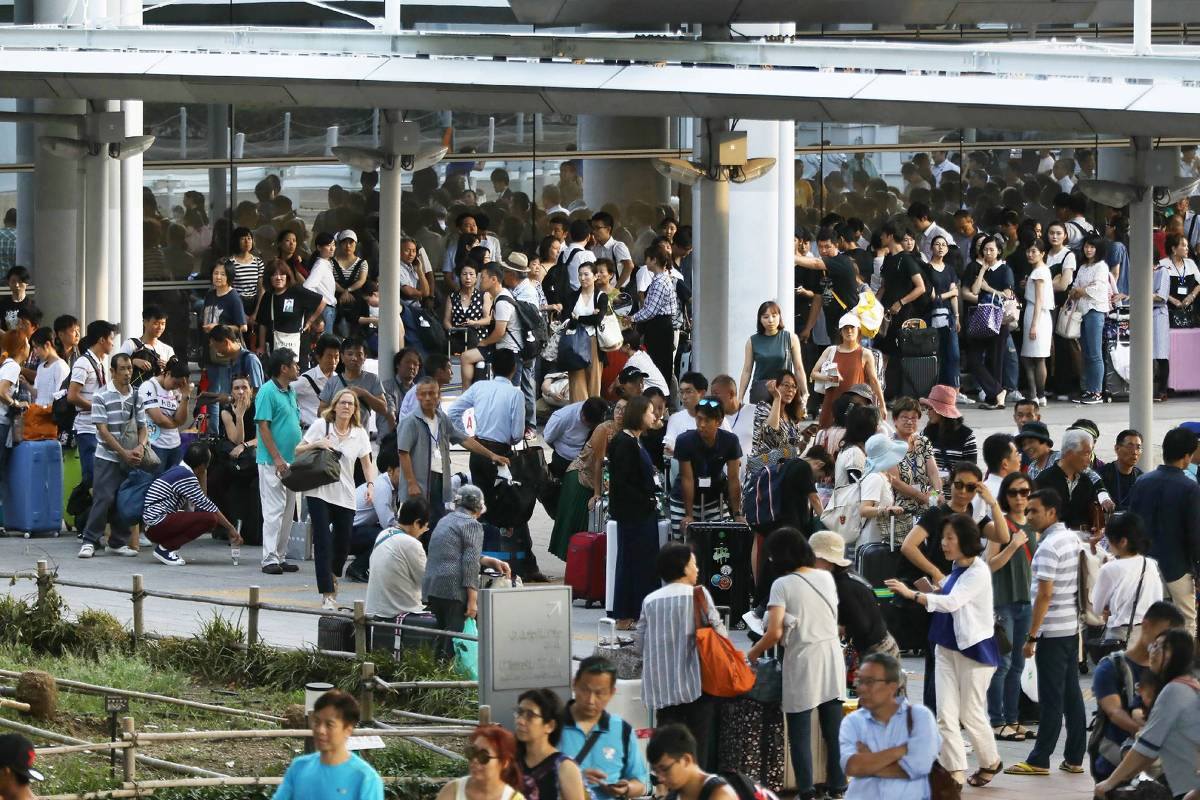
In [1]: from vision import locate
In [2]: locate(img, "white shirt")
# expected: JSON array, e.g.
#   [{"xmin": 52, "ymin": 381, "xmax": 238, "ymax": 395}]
[
  {"xmin": 295, "ymin": 366, "xmax": 333, "ymax": 429},
  {"xmin": 625, "ymin": 350, "xmax": 667, "ymax": 395},
  {"xmin": 1024, "ymin": 263, "xmax": 1055, "ymax": 310},
  {"xmin": 560, "ymin": 244, "xmax": 596, "ymax": 291},
  {"xmin": 303, "ymin": 258, "xmax": 338, "ymax": 305},
  {"xmin": 69, "ymin": 350, "xmax": 108, "ymax": 435},
  {"xmin": 0, "ymin": 359, "xmax": 19, "ymax": 423},
  {"xmin": 492, "ymin": 288, "xmax": 520, "ymax": 353},
  {"xmin": 722, "ymin": 403, "xmax": 755, "ymax": 485},
  {"xmin": 591, "ymin": 238, "xmax": 633, "ymax": 283},
  {"xmin": 663, "ymin": 409, "xmax": 697, "ymax": 455},
  {"xmin": 931, "ymin": 159, "xmax": 960, "ymax": 186},
  {"xmin": 119, "ymin": 336, "xmax": 175, "ymax": 366},
  {"xmin": 857, "ymin": 472, "xmax": 895, "ymax": 546},
  {"xmin": 1092, "ymin": 555, "xmax": 1164, "ymax": 636},
  {"xmin": 1074, "ymin": 261, "xmax": 1113, "ymax": 315},
  {"xmin": 301, "ymin": 423, "xmax": 372, "ymax": 510},
  {"xmin": 139, "ymin": 376, "xmax": 183, "ymax": 449},
  {"xmin": 923, "ymin": 556, "xmax": 996, "ymax": 649},
  {"xmin": 34, "ymin": 358, "xmax": 69, "ymax": 406},
  {"xmin": 635, "ymin": 265, "xmax": 684, "ymax": 294},
  {"xmin": 364, "ymin": 529, "xmax": 427, "ymax": 617},
  {"xmin": 354, "ymin": 473, "xmax": 399, "ymax": 529}
]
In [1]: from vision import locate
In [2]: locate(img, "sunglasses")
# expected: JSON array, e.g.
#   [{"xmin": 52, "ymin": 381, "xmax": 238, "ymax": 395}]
[
  {"xmin": 697, "ymin": 398, "xmax": 722, "ymax": 408},
  {"xmin": 1006, "ymin": 487, "xmax": 1031, "ymax": 497},
  {"xmin": 952, "ymin": 481, "xmax": 979, "ymax": 492},
  {"xmin": 464, "ymin": 746, "xmax": 498, "ymax": 765}
]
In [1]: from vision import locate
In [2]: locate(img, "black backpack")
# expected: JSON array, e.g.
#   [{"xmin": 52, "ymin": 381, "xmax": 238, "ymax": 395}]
[
  {"xmin": 495, "ymin": 295, "xmax": 548, "ymax": 361},
  {"xmin": 127, "ymin": 338, "xmax": 162, "ymax": 388},
  {"xmin": 1087, "ymin": 650, "xmax": 1137, "ymax": 779},
  {"xmin": 695, "ymin": 773, "xmax": 779, "ymax": 800}
]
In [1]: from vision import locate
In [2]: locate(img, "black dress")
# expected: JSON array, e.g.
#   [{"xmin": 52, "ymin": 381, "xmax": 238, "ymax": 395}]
[{"xmin": 608, "ymin": 431, "xmax": 661, "ymax": 620}]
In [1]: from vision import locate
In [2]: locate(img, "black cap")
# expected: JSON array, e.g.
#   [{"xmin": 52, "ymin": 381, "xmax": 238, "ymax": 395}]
[
  {"xmin": 0, "ymin": 734, "xmax": 44, "ymax": 783},
  {"xmin": 1015, "ymin": 421, "xmax": 1054, "ymax": 448},
  {"xmin": 618, "ymin": 366, "xmax": 649, "ymax": 383}
]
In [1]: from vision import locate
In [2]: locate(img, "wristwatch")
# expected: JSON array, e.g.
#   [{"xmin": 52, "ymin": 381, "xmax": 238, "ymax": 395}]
[{"xmin": 1026, "ymin": 634, "xmax": 1037, "ymax": 644}]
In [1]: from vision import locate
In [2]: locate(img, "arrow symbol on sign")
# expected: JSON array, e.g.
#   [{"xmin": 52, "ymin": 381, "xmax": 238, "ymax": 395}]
[{"xmin": 549, "ymin": 601, "xmax": 562, "ymax": 616}]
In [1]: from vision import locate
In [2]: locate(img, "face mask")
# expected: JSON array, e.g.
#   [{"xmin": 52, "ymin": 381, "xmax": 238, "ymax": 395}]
[{"xmin": 1186, "ymin": 463, "xmax": 1198, "ymax": 480}]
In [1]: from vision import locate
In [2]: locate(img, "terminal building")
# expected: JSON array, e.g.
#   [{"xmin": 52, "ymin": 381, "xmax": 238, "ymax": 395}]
[{"xmin": 0, "ymin": 0, "xmax": 1194, "ymax": 458}]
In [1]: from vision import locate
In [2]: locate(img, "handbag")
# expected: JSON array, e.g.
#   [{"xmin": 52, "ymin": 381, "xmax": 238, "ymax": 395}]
[
  {"xmin": 1003, "ymin": 297, "xmax": 1022, "ymax": 331},
  {"xmin": 20, "ymin": 404, "xmax": 58, "ymax": 441},
  {"xmin": 592, "ymin": 618, "xmax": 643, "ymax": 679},
  {"xmin": 1055, "ymin": 299, "xmax": 1084, "ymax": 339},
  {"xmin": 597, "ymin": 312, "xmax": 623, "ymax": 351},
  {"xmin": 115, "ymin": 393, "xmax": 161, "ymax": 473},
  {"xmin": 907, "ymin": 707, "xmax": 961, "ymax": 800},
  {"xmin": 116, "ymin": 468, "xmax": 156, "ymax": 524},
  {"xmin": 898, "ymin": 319, "xmax": 938, "ymax": 357},
  {"xmin": 1085, "ymin": 556, "xmax": 1148, "ymax": 663},
  {"xmin": 853, "ymin": 289, "xmax": 885, "ymax": 338},
  {"xmin": 454, "ymin": 618, "xmax": 480, "ymax": 681},
  {"xmin": 692, "ymin": 586, "xmax": 756, "ymax": 698},
  {"xmin": 281, "ymin": 423, "xmax": 342, "ymax": 491},
  {"xmin": 746, "ymin": 655, "xmax": 783, "ymax": 705},
  {"xmin": 967, "ymin": 295, "xmax": 1004, "ymax": 338},
  {"xmin": 556, "ymin": 325, "xmax": 592, "ymax": 372}
]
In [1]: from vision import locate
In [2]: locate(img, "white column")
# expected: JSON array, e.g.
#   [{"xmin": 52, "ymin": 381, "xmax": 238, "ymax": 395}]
[
  {"xmin": 692, "ymin": 172, "xmax": 729, "ymax": 378},
  {"xmin": 376, "ymin": 112, "xmax": 404, "ymax": 373},
  {"xmin": 84, "ymin": 153, "xmax": 111, "ymax": 326},
  {"xmin": 121, "ymin": 99, "xmax": 144, "ymax": 330},
  {"xmin": 1128, "ymin": 137, "xmax": 1155, "ymax": 469},
  {"xmin": 776, "ymin": 120, "xmax": 796, "ymax": 330},
  {"xmin": 1133, "ymin": 0, "xmax": 1152, "ymax": 55}
]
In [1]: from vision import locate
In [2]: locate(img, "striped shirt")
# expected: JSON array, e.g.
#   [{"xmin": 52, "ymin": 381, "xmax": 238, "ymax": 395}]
[
  {"xmin": 143, "ymin": 464, "xmax": 219, "ymax": 528},
  {"xmin": 634, "ymin": 583, "xmax": 725, "ymax": 710},
  {"xmin": 226, "ymin": 255, "xmax": 265, "ymax": 302},
  {"xmin": 90, "ymin": 386, "xmax": 146, "ymax": 464},
  {"xmin": 1030, "ymin": 522, "xmax": 1081, "ymax": 639}
]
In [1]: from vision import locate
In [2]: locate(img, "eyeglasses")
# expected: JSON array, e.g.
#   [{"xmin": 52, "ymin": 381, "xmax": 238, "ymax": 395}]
[
  {"xmin": 513, "ymin": 708, "xmax": 544, "ymax": 722},
  {"xmin": 952, "ymin": 481, "xmax": 979, "ymax": 492},
  {"xmin": 651, "ymin": 759, "xmax": 679, "ymax": 778},
  {"xmin": 464, "ymin": 746, "xmax": 498, "ymax": 765},
  {"xmin": 854, "ymin": 676, "xmax": 892, "ymax": 688},
  {"xmin": 1006, "ymin": 487, "xmax": 1031, "ymax": 497}
]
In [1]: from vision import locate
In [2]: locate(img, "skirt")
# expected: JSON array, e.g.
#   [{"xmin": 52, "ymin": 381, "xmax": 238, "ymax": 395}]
[
  {"xmin": 613, "ymin": 516, "xmax": 662, "ymax": 620},
  {"xmin": 548, "ymin": 469, "xmax": 592, "ymax": 561},
  {"xmin": 1021, "ymin": 308, "xmax": 1052, "ymax": 359}
]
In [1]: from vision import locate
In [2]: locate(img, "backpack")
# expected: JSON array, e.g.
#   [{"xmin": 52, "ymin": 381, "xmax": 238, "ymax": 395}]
[
  {"xmin": 820, "ymin": 473, "xmax": 875, "ymax": 545},
  {"xmin": 52, "ymin": 352, "xmax": 101, "ymax": 432},
  {"xmin": 695, "ymin": 773, "xmax": 780, "ymax": 800},
  {"xmin": 127, "ymin": 338, "xmax": 161, "ymax": 388},
  {"xmin": 495, "ymin": 294, "xmax": 549, "ymax": 361},
  {"xmin": 1087, "ymin": 650, "xmax": 1138, "ymax": 778},
  {"xmin": 116, "ymin": 469, "xmax": 156, "ymax": 524},
  {"xmin": 744, "ymin": 459, "xmax": 789, "ymax": 528}
]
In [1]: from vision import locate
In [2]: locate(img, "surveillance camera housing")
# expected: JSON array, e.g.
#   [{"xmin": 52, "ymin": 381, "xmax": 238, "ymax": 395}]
[
  {"xmin": 395, "ymin": 121, "xmax": 421, "ymax": 157},
  {"xmin": 399, "ymin": 153, "xmax": 416, "ymax": 171}
]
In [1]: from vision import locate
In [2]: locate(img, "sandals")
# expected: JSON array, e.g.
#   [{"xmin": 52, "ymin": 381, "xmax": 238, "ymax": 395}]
[
  {"xmin": 1004, "ymin": 762, "xmax": 1050, "ymax": 776},
  {"xmin": 994, "ymin": 724, "xmax": 1026, "ymax": 741},
  {"xmin": 1013, "ymin": 724, "xmax": 1037, "ymax": 739},
  {"xmin": 614, "ymin": 619, "xmax": 637, "ymax": 631},
  {"xmin": 968, "ymin": 763, "xmax": 1004, "ymax": 787},
  {"xmin": 1059, "ymin": 762, "xmax": 1085, "ymax": 774}
]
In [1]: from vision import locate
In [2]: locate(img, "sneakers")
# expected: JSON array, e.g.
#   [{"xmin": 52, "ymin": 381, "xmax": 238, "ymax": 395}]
[
  {"xmin": 153, "ymin": 545, "xmax": 186, "ymax": 566},
  {"xmin": 111, "ymin": 545, "xmax": 139, "ymax": 557},
  {"xmin": 1073, "ymin": 392, "xmax": 1103, "ymax": 405},
  {"xmin": 139, "ymin": 533, "xmax": 152, "ymax": 548},
  {"xmin": 956, "ymin": 394, "xmax": 975, "ymax": 406},
  {"xmin": 78, "ymin": 543, "xmax": 95, "ymax": 559},
  {"xmin": 1037, "ymin": 396, "xmax": 1048, "ymax": 407},
  {"xmin": 280, "ymin": 562, "xmax": 300, "ymax": 573},
  {"xmin": 1009, "ymin": 389, "xmax": 1024, "ymax": 402},
  {"xmin": 322, "ymin": 596, "xmax": 338, "ymax": 611},
  {"xmin": 262, "ymin": 563, "xmax": 284, "ymax": 575}
]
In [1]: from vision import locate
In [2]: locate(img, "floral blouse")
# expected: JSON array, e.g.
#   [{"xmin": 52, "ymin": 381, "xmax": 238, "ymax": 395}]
[
  {"xmin": 896, "ymin": 434, "xmax": 937, "ymax": 517},
  {"xmin": 746, "ymin": 401, "xmax": 805, "ymax": 479}
]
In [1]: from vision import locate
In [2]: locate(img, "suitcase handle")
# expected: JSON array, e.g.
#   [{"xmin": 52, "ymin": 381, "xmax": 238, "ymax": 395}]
[{"xmin": 598, "ymin": 617, "xmax": 616, "ymax": 645}]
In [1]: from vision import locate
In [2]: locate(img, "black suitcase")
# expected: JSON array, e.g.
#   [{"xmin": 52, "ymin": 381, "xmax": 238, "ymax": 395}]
[
  {"xmin": 370, "ymin": 611, "xmax": 441, "ymax": 657},
  {"xmin": 317, "ymin": 615, "xmax": 355, "ymax": 653},
  {"xmin": 688, "ymin": 522, "xmax": 753, "ymax": 628},
  {"xmin": 900, "ymin": 355, "xmax": 938, "ymax": 399},
  {"xmin": 1102, "ymin": 340, "xmax": 1129, "ymax": 402},
  {"xmin": 718, "ymin": 696, "xmax": 787, "ymax": 792}
]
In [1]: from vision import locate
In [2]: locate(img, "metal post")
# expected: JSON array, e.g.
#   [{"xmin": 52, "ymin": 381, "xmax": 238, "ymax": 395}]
[
  {"xmin": 1129, "ymin": 136, "xmax": 1155, "ymax": 469},
  {"xmin": 376, "ymin": 111, "xmax": 405, "ymax": 375},
  {"xmin": 1134, "ymin": 0, "xmax": 1152, "ymax": 55},
  {"xmin": 478, "ymin": 705, "xmax": 491, "ymax": 725},
  {"xmin": 121, "ymin": 717, "xmax": 136, "ymax": 783},
  {"xmin": 359, "ymin": 662, "xmax": 376, "ymax": 724},
  {"xmin": 353, "ymin": 600, "xmax": 367, "ymax": 658},
  {"xmin": 84, "ymin": 153, "xmax": 110, "ymax": 326},
  {"xmin": 282, "ymin": 111, "xmax": 291, "ymax": 155},
  {"xmin": 179, "ymin": 106, "xmax": 187, "ymax": 159},
  {"xmin": 232, "ymin": 132, "xmax": 245, "ymax": 160},
  {"xmin": 488, "ymin": 116, "xmax": 495, "ymax": 153},
  {"xmin": 131, "ymin": 574, "xmax": 144, "ymax": 650},
  {"xmin": 516, "ymin": 113, "xmax": 524, "ymax": 145},
  {"xmin": 372, "ymin": 108, "xmax": 380, "ymax": 148},
  {"xmin": 325, "ymin": 126, "xmax": 339, "ymax": 156},
  {"xmin": 36, "ymin": 560, "xmax": 49, "ymax": 607},
  {"xmin": 247, "ymin": 586, "xmax": 260, "ymax": 646}
]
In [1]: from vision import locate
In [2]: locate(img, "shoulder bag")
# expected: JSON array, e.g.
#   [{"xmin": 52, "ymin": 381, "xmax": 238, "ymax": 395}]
[
  {"xmin": 281, "ymin": 421, "xmax": 342, "ymax": 491},
  {"xmin": 907, "ymin": 707, "xmax": 961, "ymax": 800},
  {"xmin": 1055, "ymin": 298, "xmax": 1084, "ymax": 339},
  {"xmin": 967, "ymin": 294, "xmax": 1004, "ymax": 338},
  {"xmin": 1084, "ymin": 556, "xmax": 1148, "ymax": 663},
  {"xmin": 692, "ymin": 586, "xmax": 756, "ymax": 698},
  {"xmin": 116, "ymin": 392, "xmax": 161, "ymax": 473}
]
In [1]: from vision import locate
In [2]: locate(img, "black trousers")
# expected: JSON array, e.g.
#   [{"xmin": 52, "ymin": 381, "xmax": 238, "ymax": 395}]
[
  {"xmin": 657, "ymin": 696, "xmax": 716, "ymax": 771},
  {"xmin": 427, "ymin": 596, "xmax": 467, "ymax": 659},
  {"xmin": 638, "ymin": 315, "xmax": 675, "ymax": 396},
  {"xmin": 474, "ymin": 439, "xmax": 541, "ymax": 576}
]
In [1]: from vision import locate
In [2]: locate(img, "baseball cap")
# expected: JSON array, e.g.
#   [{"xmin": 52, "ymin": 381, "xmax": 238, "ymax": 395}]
[
  {"xmin": 335, "ymin": 229, "xmax": 358, "ymax": 243},
  {"xmin": 618, "ymin": 366, "xmax": 649, "ymax": 383},
  {"xmin": 0, "ymin": 734, "xmax": 43, "ymax": 783},
  {"xmin": 1179, "ymin": 421, "xmax": 1200, "ymax": 435}
]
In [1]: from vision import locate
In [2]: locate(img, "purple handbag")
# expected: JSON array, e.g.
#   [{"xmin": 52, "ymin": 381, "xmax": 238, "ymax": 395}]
[{"xmin": 967, "ymin": 295, "xmax": 1004, "ymax": 338}]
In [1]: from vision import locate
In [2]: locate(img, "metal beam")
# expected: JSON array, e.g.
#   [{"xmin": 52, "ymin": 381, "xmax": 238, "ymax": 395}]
[{"xmin": 3, "ymin": 25, "xmax": 1200, "ymax": 85}]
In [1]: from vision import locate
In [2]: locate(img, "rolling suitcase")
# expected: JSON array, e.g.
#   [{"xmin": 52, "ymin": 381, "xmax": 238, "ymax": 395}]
[
  {"xmin": 370, "ymin": 610, "xmax": 441, "ymax": 657},
  {"xmin": 688, "ymin": 522, "xmax": 754, "ymax": 629},
  {"xmin": 317, "ymin": 614, "xmax": 355, "ymax": 652},
  {"xmin": 900, "ymin": 355, "xmax": 938, "ymax": 399},
  {"xmin": 6, "ymin": 440, "xmax": 64, "ymax": 535},
  {"xmin": 565, "ymin": 531, "xmax": 606, "ymax": 607}
]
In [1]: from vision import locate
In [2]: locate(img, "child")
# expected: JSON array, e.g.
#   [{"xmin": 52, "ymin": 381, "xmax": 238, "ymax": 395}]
[
  {"xmin": 31, "ymin": 327, "xmax": 68, "ymax": 407},
  {"xmin": 273, "ymin": 690, "xmax": 382, "ymax": 800}
]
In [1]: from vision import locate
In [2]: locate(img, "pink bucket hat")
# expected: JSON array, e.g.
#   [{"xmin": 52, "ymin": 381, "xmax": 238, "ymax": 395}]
[{"xmin": 919, "ymin": 384, "xmax": 962, "ymax": 419}]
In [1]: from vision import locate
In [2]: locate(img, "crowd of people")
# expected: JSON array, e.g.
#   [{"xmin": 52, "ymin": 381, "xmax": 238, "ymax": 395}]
[{"xmin": 0, "ymin": 145, "xmax": 1199, "ymax": 800}]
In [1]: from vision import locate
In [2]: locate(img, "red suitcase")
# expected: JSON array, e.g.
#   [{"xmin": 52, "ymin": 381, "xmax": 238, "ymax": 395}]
[{"xmin": 566, "ymin": 531, "xmax": 606, "ymax": 608}]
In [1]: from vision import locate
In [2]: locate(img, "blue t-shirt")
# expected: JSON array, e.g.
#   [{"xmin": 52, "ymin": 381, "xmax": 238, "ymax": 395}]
[
  {"xmin": 255, "ymin": 378, "xmax": 302, "ymax": 465},
  {"xmin": 558, "ymin": 709, "xmax": 650, "ymax": 800},
  {"xmin": 273, "ymin": 752, "xmax": 383, "ymax": 800},
  {"xmin": 1091, "ymin": 654, "xmax": 1146, "ymax": 777}
]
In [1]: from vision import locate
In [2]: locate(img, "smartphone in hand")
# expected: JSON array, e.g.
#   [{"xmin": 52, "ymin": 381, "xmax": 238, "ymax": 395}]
[{"xmin": 914, "ymin": 577, "xmax": 936, "ymax": 594}]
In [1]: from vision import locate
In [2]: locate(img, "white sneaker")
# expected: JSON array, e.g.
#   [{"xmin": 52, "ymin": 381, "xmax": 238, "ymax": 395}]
[
  {"xmin": 78, "ymin": 543, "xmax": 95, "ymax": 559},
  {"xmin": 111, "ymin": 545, "xmax": 139, "ymax": 557},
  {"xmin": 322, "ymin": 596, "xmax": 338, "ymax": 611},
  {"xmin": 1009, "ymin": 390, "xmax": 1024, "ymax": 402},
  {"xmin": 139, "ymin": 534, "xmax": 152, "ymax": 548},
  {"xmin": 1038, "ymin": 396, "xmax": 1048, "ymax": 407},
  {"xmin": 978, "ymin": 390, "xmax": 986, "ymax": 402},
  {"xmin": 153, "ymin": 545, "xmax": 185, "ymax": 566}
]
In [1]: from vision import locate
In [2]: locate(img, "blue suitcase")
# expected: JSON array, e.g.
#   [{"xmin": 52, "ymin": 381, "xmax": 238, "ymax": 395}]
[{"xmin": 6, "ymin": 440, "xmax": 64, "ymax": 535}]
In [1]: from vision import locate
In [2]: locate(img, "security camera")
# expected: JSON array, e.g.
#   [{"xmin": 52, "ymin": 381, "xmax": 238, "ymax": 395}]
[{"xmin": 399, "ymin": 154, "xmax": 415, "ymax": 171}]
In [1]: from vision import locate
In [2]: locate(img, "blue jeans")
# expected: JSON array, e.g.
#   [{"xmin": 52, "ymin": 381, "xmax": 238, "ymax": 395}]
[
  {"xmin": 988, "ymin": 601, "xmax": 1032, "ymax": 725},
  {"xmin": 937, "ymin": 322, "xmax": 960, "ymax": 387},
  {"xmin": 1081, "ymin": 309, "xmax": 1105, "ymax": 394},
  {"xmin": 0, "ymin": 420, "xmax": 11, "ymax": 494},
  {"xmin": 321, "ymin": 305, "xmax": 337, "ymax": 338},
  {"xmin": 1027, "ymin": 634, "xmax": 1087, "ymax": 768},
  {"xmin": 786, "ymin": 700, "xmax": 846, "ymax": 794},
  {"xmin": 77, "ymin": 432, "xmax": 98, "ymax": 485},
  {"xmin": 152, "ymin": 445, "xmax": 183, "ymax": 472},
  {"xmin": 1004, "ymin": 334, "xmax": 1019, "ymax": 392}
]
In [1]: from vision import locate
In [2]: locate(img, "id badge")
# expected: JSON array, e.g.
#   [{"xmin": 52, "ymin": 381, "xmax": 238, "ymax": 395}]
[
  {"xmin": 1178, "ymin": 284, "xmax": 1189, "ymax": 296},
  {"xmin": 698, "ymin": 477, "xmax": 713, "ymax": 489}
]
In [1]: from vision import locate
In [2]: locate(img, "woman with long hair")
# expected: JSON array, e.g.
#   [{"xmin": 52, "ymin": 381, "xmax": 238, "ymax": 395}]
[
  {"xmin": 276, "ymin": 229, "xmax": 306, "ymax": 283},
  {"xmin": 738, "ymin": 300, "xmax": 806, "ymax": 406},
  {"xmin": 0, "ymin": 329, "xmax": 30, "ymax": 514},
  {"xmin": 561, "ymin": 261, "xmax": 610, "ymax": 401},
  {"xmin": 985, "ymin": 471, "xmax": 1037, "ymax": 742},
  {"xmin": 1045, "ymin": 221, "xmax": 1080, "ymax": 399},
  {"xmin": 513, "ymin": 689, "xmax": 585, "ymax": 800},
  {"xmin": 834, "ymin": 403, "xmax": 879, "ymax": 488},
  {"xmin": 608, "ymin": 395, "xmax": 662, "ymax": 630},
  {"xmin": 444, "ymin": 261, "xmax": 493, "ymax": 388},
  {"xmin": 961, "ymin": 235, "xmax": 1014, "ymax": 410},
  {"xmin": 435, "ymin": 725, "xmax": 527, "ymax": 800},
  {"xmin": 1091, "ymin": 512, "xmax": 1163, "ymax": 650},
  {"xmin": 1020, "ymin": 239, "xmax": 1054, "ymax": 407},
  {"xmin": 296, "ymin": 387, "xmax": 377, "ymax": 610},
  {"xmin": 926, "ymin": 235, "xmax": 961, "ymax": 387},
  {"xmin": 1069, "ymin": 235, "xmax": 1112, "ymax": 404},
  {"xmin": 303, "ymin": 231, "xmax": 339, "ymax": 336},
  {"xmin": 745, "ymin": 370, "xmax": 811, "ymax": 480}
]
